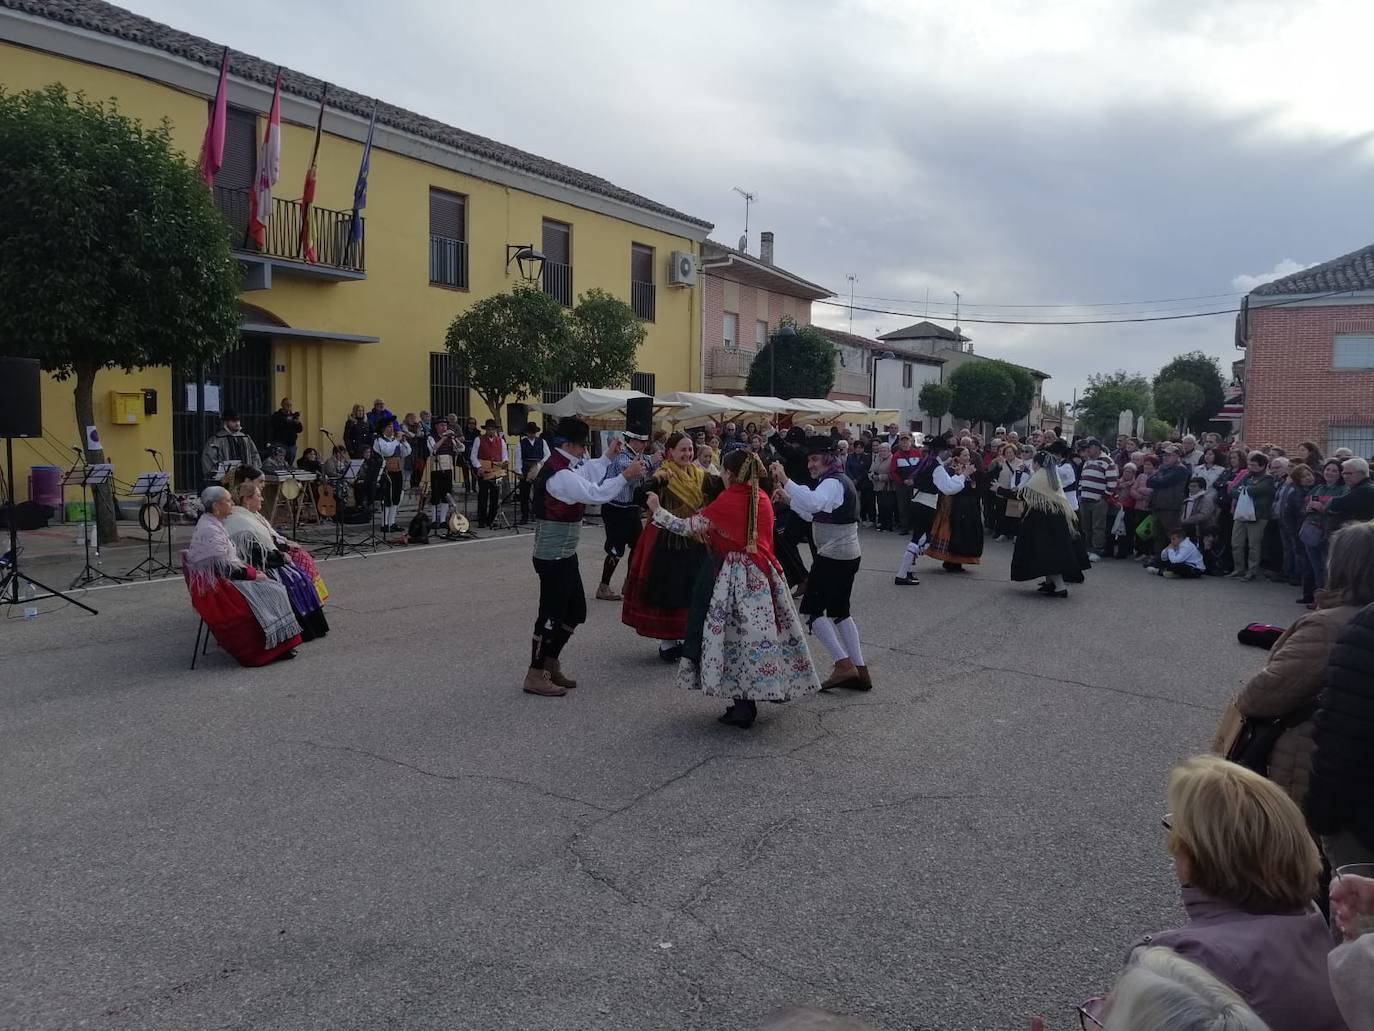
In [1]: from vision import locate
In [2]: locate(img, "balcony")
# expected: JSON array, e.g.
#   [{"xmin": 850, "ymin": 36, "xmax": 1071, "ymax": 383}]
[
  {"xmin": 429, "ymin": 235, "xmax": 468, "ymax": 289},
  {"xmin": 214, "ymin": 187, "xmax": 365, "ymax": 287},
  {"xmin": 543, "ymin": 260, "xmax": 573, "ymax": 307},
  {"xmin": 631, "ymin": 280, "xmax": 656, "ymax": 322},
  {"xmin": 832, "ymin": 368, "xmax": 872, "ymax": 400},
  {"xmin": 706, "ymin": 346, "xmax": 757, "ymax": 393}
]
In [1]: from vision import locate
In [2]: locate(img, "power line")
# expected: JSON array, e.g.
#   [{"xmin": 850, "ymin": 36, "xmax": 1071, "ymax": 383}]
[{"xmin": 844, "ymin": 290, "xmax": 1244, "ymax": 310}]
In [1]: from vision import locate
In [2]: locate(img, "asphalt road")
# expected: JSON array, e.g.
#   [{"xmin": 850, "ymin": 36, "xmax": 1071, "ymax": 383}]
[{"xmin": 0, "ymin": 529, "xmax": 1301, "ymax": 1030}]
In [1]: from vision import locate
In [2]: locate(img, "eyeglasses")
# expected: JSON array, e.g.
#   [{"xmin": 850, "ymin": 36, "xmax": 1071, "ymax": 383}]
[{"xmin": 1077, "ymin": 1004, "xmax": 1106, "ymax": 1028}]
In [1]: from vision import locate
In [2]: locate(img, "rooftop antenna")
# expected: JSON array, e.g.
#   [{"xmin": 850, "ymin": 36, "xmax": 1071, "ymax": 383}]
[
  {"xmin": 732, "ymin": 186, "xmax": 756, "ymax": 253},
  {"xmin": 953, "ymin": 290, "xmax": 962, "ymax": 349},
  {"xmin": 846, "ymin": 274, "xmax": 858, "ymax": 333}
]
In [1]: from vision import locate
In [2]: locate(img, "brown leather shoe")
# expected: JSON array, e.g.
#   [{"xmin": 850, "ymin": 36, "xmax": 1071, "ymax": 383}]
[
  {"xmin": 522, "ymin": 668, "xmax": 566, "ymax": 697},
  {"xmin": 852, "ymin": 665, "xmax": 873, "ymax": 691},
  {"xmin": 595, "ymin": 584, "xmax": 622, "ymax": 601},
  {"xmin": 820, "ymin": 663, "xmax": 862, "ymax": 692},
  {"xmin": 544, "ymin": 657, "xmax": 577, "ymax": 689}
]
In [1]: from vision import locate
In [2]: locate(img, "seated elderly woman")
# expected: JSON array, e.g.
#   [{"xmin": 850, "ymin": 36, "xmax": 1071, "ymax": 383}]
[
  {"xmin": 1086, "ymin": 756, "xmax": 1345, "ymax": 1031},
  {"xmin": 1081, "ymin": 947, "xmax": 1268, "ymax": 1030},
  {"xmin": 226, "ymin": 469, "xmax": 329, "ymax": 641},
  {"xmin": 185, "ymin": 485, "xmax": 301, "ymax": 666}
]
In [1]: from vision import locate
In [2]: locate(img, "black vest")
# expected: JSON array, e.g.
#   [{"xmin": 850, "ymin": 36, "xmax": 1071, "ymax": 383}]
[
  {"xmin": 813, "ymin": 473, "xmax": 859, "ymax": 525},
  {"xmin": 520, "ymin": 437, "xmax": 544, "ymax": 469}
]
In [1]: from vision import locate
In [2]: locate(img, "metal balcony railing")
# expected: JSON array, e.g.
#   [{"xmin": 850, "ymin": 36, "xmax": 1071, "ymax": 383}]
[
  {"xmin": 213, "ymin": 187, "xmax": 365, "ymax": 271},
  {"xmin": 542, "ymin": 260, "xmax": 573, "ymax": 307},
  {"xmin": 707, "ymin": 346, "xmax": 757, "ymax": 380},
  {"xmin": 631, "ymin": 280, "xmax": 656, "ymax": 322},
  {"xmin": 833, "ymin": 369, "xmax": 872, "ymax": 396},
  {"xmin": 429, "ymin": 235, "xmax": 468, "ymax": 288}
]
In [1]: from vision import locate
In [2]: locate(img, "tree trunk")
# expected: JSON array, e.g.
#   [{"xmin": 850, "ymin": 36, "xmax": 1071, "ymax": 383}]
[{"xmin": 73, "ymin": 365, "xmax": 119, "ymax": 545}]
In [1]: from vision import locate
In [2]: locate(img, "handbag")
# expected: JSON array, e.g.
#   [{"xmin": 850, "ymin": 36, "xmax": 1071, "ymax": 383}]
[
  {"xmin": 1221, "ymin": 699, "xmax": 1318, "ymax": 776},
  {"xmin": 1111, "ymin": 508, "xmax": 1127, "ymax": 538},
  {"xmin": 1135, "ymin": 515, "xmax": 1154, "ymax": 540},
  {"xmin": 1004, "ymin": 497, "xmax": 1025, "ymax": 518},
  {"xmin": 1233, "ymin": 488, "xmax": 1256, "ymax": 522}
]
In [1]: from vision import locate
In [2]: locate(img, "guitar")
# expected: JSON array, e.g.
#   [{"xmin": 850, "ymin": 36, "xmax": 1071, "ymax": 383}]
[{"xmin": 316, "ymin": 481, "xmax": 338, "ymax": 518}]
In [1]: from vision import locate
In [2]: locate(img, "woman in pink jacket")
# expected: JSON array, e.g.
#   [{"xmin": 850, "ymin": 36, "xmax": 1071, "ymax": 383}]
[{"xmin": 1129, "ymin": 455, "xmax": 1156, "ymax": 559}]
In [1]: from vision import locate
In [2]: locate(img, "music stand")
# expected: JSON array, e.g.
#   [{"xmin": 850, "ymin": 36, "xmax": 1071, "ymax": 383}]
[
  {"xmin": 64, "ymin": 463, "xmax": 125, "ymax": 589},
  {"xmin": 213, "ymin": 460, "xmax": 242, "ymax": 483},
  {"xmin": 125, "ymin": 471, "xmax": 172, "ymax": 580},
  {"xmin": 316, "ymin": 460, "xmax": 374, "ymax": 559},
  {"xmin": 494, "ymin": 474, "xmax": 524, "ymax": 535},
  {"xmin": 1, "ymin": 438, "xmax": 98, "ymax": 615}
]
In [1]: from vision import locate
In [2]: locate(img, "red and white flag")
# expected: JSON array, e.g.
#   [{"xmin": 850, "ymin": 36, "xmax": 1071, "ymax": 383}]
[
  {"xmin": 247, "ymin": 70, "xmax": 283, "ymax": 249},
  {"xmin": 197, "ymin": 47, "xmax": 231, "ymax": 188},
  {"xmin": 298, "ymin": 84, "xmax": 328, "ymax": 263}
]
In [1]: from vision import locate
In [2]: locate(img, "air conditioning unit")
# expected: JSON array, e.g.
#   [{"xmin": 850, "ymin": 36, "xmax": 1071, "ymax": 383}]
[{"xmin": 667, "ymin": 250, "xmax": 697, "ymax": 287}]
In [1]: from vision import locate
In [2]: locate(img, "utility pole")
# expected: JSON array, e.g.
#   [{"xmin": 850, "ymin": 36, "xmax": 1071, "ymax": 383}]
[
  {"xmin": 732, "ymin": 186, "xmax": 756, "ymax": 253},
  {"xmin": 846, "ymin": 274, "xmax": 858, "ymax": 333}
]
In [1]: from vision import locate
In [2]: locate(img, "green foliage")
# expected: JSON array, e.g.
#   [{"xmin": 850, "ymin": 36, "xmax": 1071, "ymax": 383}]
[
  {"xmin": 992, "ymin": 361, "xmax": 1036, "ymax": 425},
  {"xmin": 1153, "ymin": 351, "xmax": 1224, "ymax": 428},
  {"xmin": 918, "ymin": 382, "xmax": 952, "ymax": 423},
  {"xmin": 1144, "ymin": 418, "xmax": 1173, "ymax": 443},
  {"xmin": 948, "ymin": 361, "xmax": 1014, "ymax": 425},
  {"xmin": 565, "ymin": 288, "xmax": 646, "ymax": 389},
  {"xmin": 444, "ymin": 285, "xmax": 570, "ymax": 423},
  {"xmin": 746, "ymin": 326, "xmax": 837, "ymax": 398},
  {"xmin": 1075, "ymin": 370, "xmax": 1153, "ymax": 440},
  {"xmin": 0, "ymin": 85, "xmax": 242, "ymax": 376},
  {"xmin": 1153, "ymin": 378, "xmax": 1205, "ymax": 431}
]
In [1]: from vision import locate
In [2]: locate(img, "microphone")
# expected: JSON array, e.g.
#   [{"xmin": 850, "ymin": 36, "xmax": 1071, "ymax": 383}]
[
  {"xmin": 144, "ymin": 448, "xmax": 161, "ymax": 456},
  {"xmin": 70, "ymin": 446, "xmax": 83, "ymax": 453},
  {"xmin": 319, "ymin": 427, "xmax": 330, "ymax": 433}
]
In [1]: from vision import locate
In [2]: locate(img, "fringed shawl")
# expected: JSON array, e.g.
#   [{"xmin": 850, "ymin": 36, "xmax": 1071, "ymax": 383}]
[
  {"xmin": 186, "ymin": 514, "xmax": 300, "ymax": 648},
  {"xmin": 1019, "ymin": 464, "xmax": 1078, "ymax": 531},
  {"xmin": 661, "ymin": 462, "xmax": 706, "ymax": 516}
]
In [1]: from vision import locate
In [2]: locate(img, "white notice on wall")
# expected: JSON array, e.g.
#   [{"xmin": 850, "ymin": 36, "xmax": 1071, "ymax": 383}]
[{"xmin": 184, "ymin": 384, "xmax": 222, "ymax": 413}]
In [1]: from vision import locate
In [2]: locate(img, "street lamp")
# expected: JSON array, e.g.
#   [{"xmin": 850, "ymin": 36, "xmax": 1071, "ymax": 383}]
[
  {"xmin": 869, "ymin": 349, "xmax": 896, "ymax": 409},
  {"xmin": 771, "ymin": 323, "xmax": 796, "ymax": 398},
  {"xmin": 505, "ymin": 244, "xmax": 546, "ymax": 283}
]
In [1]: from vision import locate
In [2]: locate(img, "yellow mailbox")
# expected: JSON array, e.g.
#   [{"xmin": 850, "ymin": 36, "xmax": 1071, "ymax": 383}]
[{"xmin": 109, "ymin": 390, "xmax": 144, "ymax": 425}]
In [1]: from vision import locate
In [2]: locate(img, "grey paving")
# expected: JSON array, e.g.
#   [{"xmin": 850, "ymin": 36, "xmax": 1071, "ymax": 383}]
[{"xmin": 0, "ymin": 530, "xmax": 1299, "ymax": 1030}]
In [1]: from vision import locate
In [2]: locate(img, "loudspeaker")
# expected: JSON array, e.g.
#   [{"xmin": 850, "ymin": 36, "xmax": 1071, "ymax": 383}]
[
  {"xmin": 0, "ymin": 357, "xmax": 42, "ymax": 438},
  {"xmin": 506, "ymin": 403, "xmax": 530, "ymax": 436},
  {"xmin": 626, "ymin": 395, "xmax": 654, "ymax": 439}
]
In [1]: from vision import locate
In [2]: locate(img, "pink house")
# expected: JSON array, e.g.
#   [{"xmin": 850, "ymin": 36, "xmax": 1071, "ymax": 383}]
[{"xmin": 699, "ymin": 233, "xmax": 833, "ymax": 394}]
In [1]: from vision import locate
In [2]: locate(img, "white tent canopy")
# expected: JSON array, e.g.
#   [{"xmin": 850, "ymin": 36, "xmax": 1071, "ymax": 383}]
[
  {"xmin": 528, "ymin": 388, "xmax": 684, "ymax": 421},
  {"xmin": 660, "ymin": 392, "xmax": 789, "ymax": 424}
]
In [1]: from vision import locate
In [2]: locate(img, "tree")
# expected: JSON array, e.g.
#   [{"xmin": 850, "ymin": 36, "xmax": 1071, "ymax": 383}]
[
  {"xmin": 444, "ymin": 285, "xmax": 570, "ymax": 429},
  {"xmin": 918, "ymin": 382, "xmax": 952, "ymax": 434},
  {"xmin": 1074, "ymin": 370, "xmax": 1153, "ymax": 441},
  {"xmin": 746, "ymin": 324, "xmax": 836, "ymax": 398},
  {"xmin": 0, "ymin": 85, "xmax": 242, "ymax": 543},
  {"xmin": 947, "ymin": 361, "xmax": 1014, "ymax": 428},
  {"xmin": 992, "ymin": 361, "xmax": 1036, "ymax": 426},
  {"xmin": 564, "ymin": 288, "xmax": 646, "ymax": 389},
  {"xmin": 1153, "ymin": 378, "xmax": 1205, "ymax": 434},
  {"xmin": 1153, "ymin": 351, "xmax": 1224, "ymax": 428},
  {"xmin": 1144, "ymin": 418, "xmax": 1173, "ymax": 443}
]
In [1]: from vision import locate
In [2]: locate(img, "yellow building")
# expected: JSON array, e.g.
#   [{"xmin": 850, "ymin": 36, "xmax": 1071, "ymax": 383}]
[{"xmin": 1, "ymin": 0, "xmax": 711, "ymax": 498}]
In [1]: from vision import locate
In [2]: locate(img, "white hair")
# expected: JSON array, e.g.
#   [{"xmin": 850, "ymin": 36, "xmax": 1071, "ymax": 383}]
[
  {"xmin": 200, "ymin": 485, "xmax": 230, "ymax": 508},
  {"xmin": 1105, "ymin": 948, "xmax": 1270, "ymax": 1031},
  {"xmin": 1343, "ymin": 457, "xmax": 1369, "ymax": 476}
]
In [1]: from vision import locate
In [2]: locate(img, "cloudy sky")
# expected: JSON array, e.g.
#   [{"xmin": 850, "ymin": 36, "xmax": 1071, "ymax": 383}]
[{"xmin": 127, "ymin": 0, "xmax": 1374, "ymax": 402}]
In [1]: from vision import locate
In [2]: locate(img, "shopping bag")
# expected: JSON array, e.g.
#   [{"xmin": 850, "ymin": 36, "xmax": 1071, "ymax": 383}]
[
  {"xmin": 1111, "ymin": 508, "xmax": 1127, "ymax": 538},
  {"xmin": 1233, "ymin": 489, "xmax": 1256, "ymax": 523},
  {"xmin": 1135, "ymin": 515, "xmax": 1154, "ymax": 541}
]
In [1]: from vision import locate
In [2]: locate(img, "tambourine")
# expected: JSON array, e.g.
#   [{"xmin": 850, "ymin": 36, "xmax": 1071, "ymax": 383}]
[
  {"xmin": 138, "ymin": 502, "xmax": 163, "ymax": 534},
  {"xmin": 447, "ymin": 512, "xmax": 470, "ymax": 534},
  {"xmin": 278, "ymin": 477, "xmax": 302, "ymax": 501}
]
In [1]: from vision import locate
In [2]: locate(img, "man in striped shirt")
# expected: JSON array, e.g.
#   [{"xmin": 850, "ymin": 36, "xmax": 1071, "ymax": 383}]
[{"xmin": 1077, "ymin": 438, "xmax": 1119, "ymax": 562}]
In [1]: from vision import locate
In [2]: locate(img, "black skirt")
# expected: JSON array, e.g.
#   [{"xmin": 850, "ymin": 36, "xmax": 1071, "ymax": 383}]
[
  {"xmin": 1010, "ymin": 508, "xmax": 1091, "ymax": 583},
  {"xmin": 643, "ymin": 528, "xmax": 707, "ymax": 610}
]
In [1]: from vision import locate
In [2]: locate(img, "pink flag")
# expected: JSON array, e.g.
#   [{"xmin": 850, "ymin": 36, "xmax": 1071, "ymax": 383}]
[
  {"xmin": 198, "ymin": 47, "xmax": 231, "ymax": 189},
  {"xmin": 247, "ymin": 70, "xmax": 283, "ymax": 249}
]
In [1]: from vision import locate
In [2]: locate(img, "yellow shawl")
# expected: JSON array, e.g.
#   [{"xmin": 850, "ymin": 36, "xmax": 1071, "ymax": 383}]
[{"xmin": 661, "ymin": 462, "xmax": 706, "ymax": 517}]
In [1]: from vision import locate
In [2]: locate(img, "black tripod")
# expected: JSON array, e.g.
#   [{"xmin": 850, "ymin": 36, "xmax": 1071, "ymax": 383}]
[
  {"xmin": 65, "ymin": 455, "xmax": 126, "ymax": 589},
  {"xmin": 1, "ymin": 438, "xmax": 97, "ymax": 615}
]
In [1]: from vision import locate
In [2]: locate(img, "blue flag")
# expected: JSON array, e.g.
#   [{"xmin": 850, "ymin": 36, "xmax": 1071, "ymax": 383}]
[{"xmin": 347, "ymin": 100, "xmax": 378, "ymax": 251}]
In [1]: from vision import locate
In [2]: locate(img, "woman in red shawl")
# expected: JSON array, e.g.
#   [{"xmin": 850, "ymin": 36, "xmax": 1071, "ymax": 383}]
[{"xmin": 646, "ymin": 449, "xmax": 820, "ymax": 728}]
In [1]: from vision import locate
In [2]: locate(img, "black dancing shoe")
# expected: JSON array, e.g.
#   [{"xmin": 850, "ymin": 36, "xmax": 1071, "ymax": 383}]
[
  {"xmin": 1047, "ymin": 588, "xmax": 1068, "ymax": 598},
  {"xmin": 1037, "ymin": 581, "xmax": 1056, "ymax": 593},
  {"xmin": 894, "ymin": 574, "xmax": 920, "ymax": 586},
  {"xmin": 658, "ymin": 644, "xmax": 683, "ymax": 663},
  {"xmin": 718, "ymin": 700, "xmax": 757, "ymax": 728}
]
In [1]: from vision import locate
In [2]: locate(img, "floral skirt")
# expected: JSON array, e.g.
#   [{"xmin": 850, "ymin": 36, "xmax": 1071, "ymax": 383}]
[{"xmin": 676, "ymin": 552, "xmax": 821, "ymax": 701}]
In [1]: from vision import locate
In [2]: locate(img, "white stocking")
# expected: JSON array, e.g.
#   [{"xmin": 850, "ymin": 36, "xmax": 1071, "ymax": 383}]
[
  {"xmin": 811, "ymin": 616, "xmax": 848, "ymax": 662},
  {"xmin": 897, "ymin": 542, "xmax": 920, "ymax": 577},
  {"xmin": 436, "ymin": 502, "xmax": 449, "ymax": 524},
  {"xmin": 837, "ymin": 617, "xmax": 865, "ymax": 667}
]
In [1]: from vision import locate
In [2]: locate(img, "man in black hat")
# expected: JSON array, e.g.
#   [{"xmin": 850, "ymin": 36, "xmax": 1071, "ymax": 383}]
[
  {"xmin": 770, "ymin": 436, "xmax": 872, "ymax": 692},
  {"xmin": 470, "ymin": 418, "xmax": 510, "ymax": 529},
  {"xmin": 595, "ymin": 405, "xmax": 659, "ymax": 601},
  {"xmin": 513, "ymin": 421, "xmax": 551, "ymax": 525},
  {"xmin": 200, "ymin": 408, "xmax": 261, "ymax": 484},
  {"xmin": 425, "ymin": 416, "xmax": 465, "ymax": 531},
  {"xmin": 524, "ymin": 417, "xmax": 646, "ymax": 697}
]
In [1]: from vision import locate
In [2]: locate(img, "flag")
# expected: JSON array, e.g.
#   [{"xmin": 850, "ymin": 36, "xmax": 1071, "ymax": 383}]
[
  {"xmin": 344, "ymin": 99, "xmax": 378, "ymax": 265},
  {"xmin": 246, "ymin": 69, "xmax": 283, "ymax": 250},
  {"xmin": 197, "ymin": 47, "xmax": 231, "ymax": 189},
  {"xmin": 297, "ymin": 83, "xmax": 328, "ymax": 262}
]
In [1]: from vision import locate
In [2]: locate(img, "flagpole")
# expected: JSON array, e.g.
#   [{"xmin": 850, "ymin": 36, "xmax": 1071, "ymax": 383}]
[
  {"xmin": 344, "ymin": 99, "xmax": 378, "ymax": 269},
  {"xmin": 297, "ymin": 83, "xmax": 328, "ymax": 261}
]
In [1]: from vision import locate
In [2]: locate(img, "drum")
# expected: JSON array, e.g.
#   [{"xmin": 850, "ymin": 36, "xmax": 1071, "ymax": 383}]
[
  {"xmin": 278, "ymin": 477, "xmax": 302, "ymax": 501},
  {"xmin": 138, "ymin": 502, "xmax": 162, "ymax": 533}
]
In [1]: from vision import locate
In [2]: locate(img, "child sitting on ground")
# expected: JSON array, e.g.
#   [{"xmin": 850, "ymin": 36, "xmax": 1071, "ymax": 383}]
[{"xmin": 1148, "ymin": 527, "xmax": 1206, "ymax": 579}]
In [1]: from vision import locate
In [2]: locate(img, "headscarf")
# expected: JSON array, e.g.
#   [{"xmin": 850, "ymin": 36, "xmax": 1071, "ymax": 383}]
[
  {"xmin": 1019, "ymin": 451, "xmax": 1077, "ymax": 528},
  {"xmin": 700, "ymin": 451, "xmax": 775, "ymax": 566}
]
